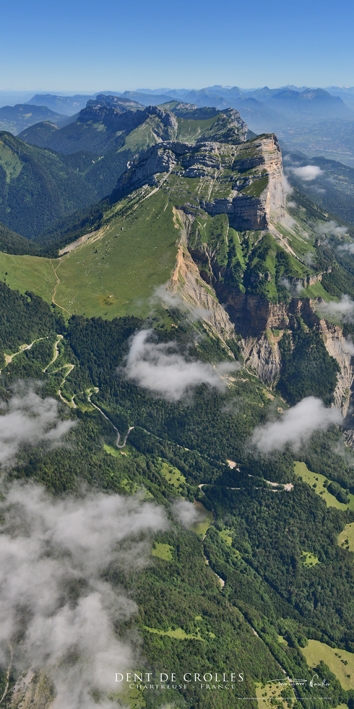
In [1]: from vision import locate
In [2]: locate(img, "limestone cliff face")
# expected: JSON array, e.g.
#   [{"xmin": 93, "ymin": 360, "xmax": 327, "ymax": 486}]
[
  {"xmin": 9, "ymin": 670, "xmax": 54, "ymax": 709},
  {"xmin": 318, "ymin": 320, "xmax": 354, "ymax": 416},
  {"xmin": 237, "ymin": 297, "xmax": 354, "ymax": 415},
  {"xmin": 114, "ymin": 134, "xmax": 286, "ymax": 233},
  {"xmin": 242, "ymin": 332, "xmax": 282, "ymax": 384},
  {"xmin": 261, "ymin": 135, "xmax": 286, "ymax": 223},
  {"xmin": 200, "ymin": 135, "xmax": 286, "ymax": 231},
  {"xmin": 167, "ymin": 209, "xmax": 237, "ymax": 352},
  {"xmin": 217, "ymin": 292, "xmax": 290, "ymax": 338}
]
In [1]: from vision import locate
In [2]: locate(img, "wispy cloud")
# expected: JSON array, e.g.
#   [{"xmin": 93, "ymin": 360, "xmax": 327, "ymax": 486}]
[
  {"xmin": 282, "ymin": 174, "xmax": 293, "ymax": 196},
  {"xmin": 251, "ymin": 396, "xmax": 342, "ymax": 453},
  {"xmin": 290, "ymin": 165, "xmax": 323, "ymax": 181},
  {"xmin": 343, "ymin": 337, "xmax": 354, "ymax": 356},
  {"xmin": 315, "ymin": 220, "xmax": 348, "ymax": 238},
  {"xmin": 123, "ymin": 329, "xmax": 239, "ymax": 401},
  {"xmin": 280, "ymin": 277, "xmax": 303, "ymax": 296},
  {"xmin": 172, "ymin": 499, "xmax": 204, "ymax": 528},
  {"xmin": 0, "ymin": 484, "xmax": 168, "ymax": 709},
  {"xmin": 151, "ymin": 284, "xmax": 211, "ymax": 321},
  {"xmin": 0, "ymin": 385, "xmax": 75, "ymax": 467},
  {"xmin": 338, "ymin": 242, "xmax": 354, "ymax": 254},
  {"xmin": 317, "ymin": 295, "xmax": 354, "ymax": 323}
]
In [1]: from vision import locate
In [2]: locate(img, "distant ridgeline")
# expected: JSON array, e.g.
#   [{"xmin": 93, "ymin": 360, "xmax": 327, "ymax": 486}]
[{"xmin": 2, "ymin": 98, "xmax": 354, "ymax": 709}]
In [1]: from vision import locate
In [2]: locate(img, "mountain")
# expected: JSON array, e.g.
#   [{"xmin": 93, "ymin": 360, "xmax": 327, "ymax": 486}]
[
  {"xmin": 19, "ymin": 86, "xmax": 354, "ymax": 168},
  {"xmin": 19, "ymin": 96, "xmax": 248, "ymax": 156},
  {"xmin": 326, "ymin": 86, "xmax": 354, "ymax": 109},
  {"xmin": 268, "ymin": 88, "xmax": 352, "ymax": 119},
  {"xmin": 0, "ymin": 132, "xmax": 100, "ymax": 238},
  {"xmin": 26, "ymin": 91, "xmax": 129, "ymax": 115},
  {"xmin": 121, "ymin": 90, "xmax": 175, "ymax": 105},
  {"xmin": 0, "ymin": 103, "xmax": 70, "ymax": 135},
  {"xmin": 26, "ymin": 92, "xmax": 97, "ymax": 115},
  {"xmin": 116, "ymin": 85, "xmax": 354, "ymax": 167},
  {"xmin": 2, "ymin": 130, "xmax": 352, "ymax": 328},
  {"xmin": 0, "ymin": 221, "xmax": 38, "ymax": 254},
  {"xmin": 3, "ymin": 102, "xmax": 245, "ymax": 239},
  {"xmin": 3, "ymin": 114, "xmax": 354, "ymax": 708}
]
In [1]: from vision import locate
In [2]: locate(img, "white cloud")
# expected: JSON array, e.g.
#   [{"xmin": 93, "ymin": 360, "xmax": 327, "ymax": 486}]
[
  {"xmin": 123, "ymin": 329, "xmax": 239, "ymax": 401},
  {"xmin": 317, "ymin": 295, "xmax": 354, "ymax": 323},
  {"xmin": 290, "ymin": 165, "xmax": 323, "ymax": 181},
  {"xmin": 282, "ymin": 174, "xmax": 293, "ymax": 196},
  {"xmin": 316, "ymin": 220, "xmax": 348, "ymax": 238},
  {"xmin": 251, "ymin": 396, "xmax": 342, "ymax": 453},
  {"xmin": 343, "ymin": 337, "xmax": 354, "ymax": 356},
  {"xmin": 338, "ymin": 242, "xmax": 354, "ymax": 253},
  {"xmin": 152, "ymin": 284, "xmax": 211, "ymax": 321},
  {"xmin": 280, "ymin": 213, "xmax": 296, "ymax": 231},
  {"xmin": 0, "ymin": 483, "xmax": 168, "ymax": 709},
  {"xmin": 172, "ymin": 499, "xmax": 204, "ymax": 528},
  {"xmin": 0, "ymin": 385, "xmax": 75, "ymax": 467},
  {"xmin": 152, "ymin": 284, "xmax": 185, "ymax": 310},
  {"xmin": 280, "ymin": 277, "xmax": 303, "ymax": 296}
]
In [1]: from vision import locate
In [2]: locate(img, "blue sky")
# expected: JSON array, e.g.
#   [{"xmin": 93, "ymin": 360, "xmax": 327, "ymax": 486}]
[{"xmin": 1, "ymin": 0, "xmax": 353, "ymax": 91}]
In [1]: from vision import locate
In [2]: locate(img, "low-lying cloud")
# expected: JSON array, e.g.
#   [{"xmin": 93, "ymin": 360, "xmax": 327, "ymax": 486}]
[
  {"xmin": 280, "ymin": 277, "xmax": 303, "ymax": 296},
  {"xmin": 123, "ymin": 329, "xmax": 239, "ymax": 401},
  {"xmin": 282, "ymin": 174, "xmax": 293, "ymax": 196},
  {"xmin": 0, "ymin": 484, "xmax": 168, "ymax": 708},
  {"xmin": 0, "ymin": 385, "xmax": 75, "ymax": 467},
  {"xmin": 152, "ymin": 284, "xmax": 211, "ymax": 322},
  {"xmin": 251, "ymin": 396, "xmax": 342, "ymax": 453},
  {"xmin": 290, "ymin": 165, "xmax": 323, "ymax": 181},
  {"xmin": 338, "ymin": 242, "xmax": 354, "ymax": 254},
  {"xmin": 172, "ymin": 499, "xmax": 205, "ymax": 528},
  {"xmin": 315, "ymin": 220, "xmax": 348, "ymax": 238},
  {"xmin": 317, "ymin": 295, "xmax": 354, "ymax": 323},
  {"xmin": 343, "ymin": 337, "xmax": 354, "ymax": 356}
]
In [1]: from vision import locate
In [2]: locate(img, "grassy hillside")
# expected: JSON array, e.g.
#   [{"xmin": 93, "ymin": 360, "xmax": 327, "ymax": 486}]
[
  {"xmin": 8, "ymin": 103, "xmax": 248, "ymax": 241},
  {"xmin": 0, "ymin": 103, "xmax": 68, "ymax": 135},
  {"xmin": 0, "ymin": 188, "xmax": 178, "ymax": 317},
  {"xmin": 0, "ymin": 132, "xmax": 98, "ymax": 238},
  {"xmin": 0, "ymin": 135, "xmax": 351, "ymax": 318}
]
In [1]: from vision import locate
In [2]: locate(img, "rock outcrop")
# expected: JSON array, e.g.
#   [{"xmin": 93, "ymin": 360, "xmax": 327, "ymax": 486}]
[
  {"xmin": 9, "ymin": 670, "xmax": 54, "ymax": 709},
  {"xmin": 242, "ymin": 331, "xmax": 282, "ymax": 383},
  {"xmin": 319, "ymin": 320, "xmax": 354, "ymax": 416},
  {"xmin": 201, "ymin": 134, "xmax": 285, "ymax": 230},
  {"xmin": 114, "ymin": 134, "xmax": 286, "ymax": 233},
  {"xmin": 167, "ymin": 208, "xmax": 237, "ymax": 352}
]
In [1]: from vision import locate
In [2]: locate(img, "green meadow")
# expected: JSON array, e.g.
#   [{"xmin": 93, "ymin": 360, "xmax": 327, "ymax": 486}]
[
  {"xmin": 191, "ymin": 502, "xmax": 214, "ymax": 538},
  {"xmin": 294, "ymin": 461, "xmax": 354, "ymax": 510},
  {"xmin": 0, "ymin": 188, "xmax": 178, "ymax": 319},
  {"xmin": 143, "ymin": 626, "xmax": 204, "ymax": 641},
  {"xmin": 302, "ymin": 640, "xmax": 354, "ymax": 690},
  {"xmin": 159, "ymin": 460, "xmax": 186, "ymax": 491},
  {"xmin": 338, "ymin": 522, "xmax": 354, "ymax": 552},
  {"xmin": 152, "ymin": 543, "xmax": 174, "ymax": 561},
  {"xmin": 255, "ymin": 681, "xmax": 296, "ymax": 707},
  {"xmin": 301, "ymin": 551, "xmax": 320, "ymax": 567}
]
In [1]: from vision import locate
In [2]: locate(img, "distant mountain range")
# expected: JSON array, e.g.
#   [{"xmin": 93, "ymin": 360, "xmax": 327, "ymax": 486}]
[
  {"xmin": 16, "ymin": 85, "xmax": 354, "ymax": 167},
  {"xmin": 0, "ymin": 103, "xmax": 71, "ymax": 134}
]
